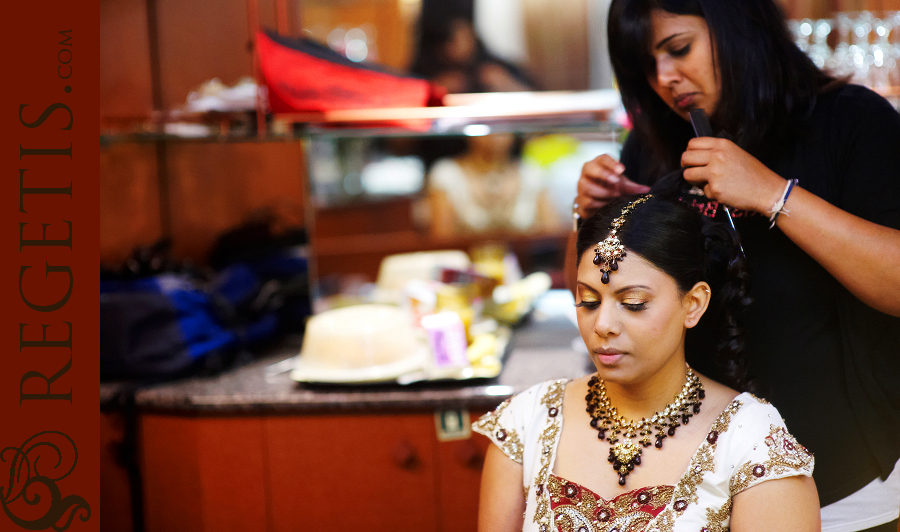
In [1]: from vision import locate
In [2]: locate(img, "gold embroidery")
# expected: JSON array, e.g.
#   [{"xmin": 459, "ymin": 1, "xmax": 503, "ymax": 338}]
[
  {"xmin": 648, "ymin": 399, "xmax": 744, "ymax": 530},
  {"xmin": 704, "ymin": 499, "xmax": 732, "ymax": 532},
  {"xmin": 533, "ymin": 380, "xmax": 567, "ymax": 532},
  {"xmin": 472, "ymin": 397, "xmax": 525, "ymax": 463},
  {"xmin": 730, "ymin": 425, "xmax": 814, "ymax": 496},
  {"xmin": 542, "ymin": 380, "xmax": 566, "ymax": 411},
  {"xmin": 645, "ymin": 511, "xmax": 674, "ymax": 532},
  {"xmin": 764, "ymin": 427, "xmax": 814, "ymax": 474},
  {"xmin": 548, "ymin": 475, "xmax": 674, "ymax": 532},
  {"xmin": 749, "ymin": 393, "xmax": 771, "ymax": 405}
]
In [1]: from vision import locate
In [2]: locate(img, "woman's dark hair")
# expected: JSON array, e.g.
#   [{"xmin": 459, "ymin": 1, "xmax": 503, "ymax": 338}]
[
  {"xmin": 607, "ymin": 0, "xmax": 843, "ymax": 177},
  {"xmin": 408, "ymin": 16, "xmax": 534, "ymax": 93},
  {"xmin": 576, "ymin": 194, "xmax": 755, "ymax": 392},
  {"xmin": 409, "ymin": 16, "xmax": 469, "ymax": 80}
]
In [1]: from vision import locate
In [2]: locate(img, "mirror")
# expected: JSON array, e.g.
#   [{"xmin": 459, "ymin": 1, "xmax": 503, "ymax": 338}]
[
  {"xmin": 304, "ymin": 117, "xmax": 624, "ymax": 307},
  {"xmin": 295, "ymin": 0, "xmax": 622, "ymax": 308},
  {"xmin": 298, "ymin": 0, "xmax": 614, "ymax": 93}
]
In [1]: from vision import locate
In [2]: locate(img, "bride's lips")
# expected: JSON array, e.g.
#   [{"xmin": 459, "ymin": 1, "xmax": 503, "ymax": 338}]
[{"xmin": 594, "ymin": 349, "xmax": 625, "ymax": 365}]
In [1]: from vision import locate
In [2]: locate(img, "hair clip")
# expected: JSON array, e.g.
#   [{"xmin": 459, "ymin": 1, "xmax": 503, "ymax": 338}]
[{"xmin": 593, "ymin": 195, "xmax": 652, "ymax": 283}]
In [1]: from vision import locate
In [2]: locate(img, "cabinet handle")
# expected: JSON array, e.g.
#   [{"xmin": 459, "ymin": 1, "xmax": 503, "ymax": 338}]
[
  {"xmin": 392, "ymin": 439, "xmax": 420, "ymax": 471},
  {"xmin": 457, "ymin": 440, "xmax": 484, "ymax": 470}
]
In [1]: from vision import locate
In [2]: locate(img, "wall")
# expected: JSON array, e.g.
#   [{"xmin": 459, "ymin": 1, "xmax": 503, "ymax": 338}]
[
  {"xmin": 99, "ymin": 0, "xmax": 900, "ymax": 267},
  {"xmin": 100, "ymin": 0, "xmax": 414, "ymax": 267}
]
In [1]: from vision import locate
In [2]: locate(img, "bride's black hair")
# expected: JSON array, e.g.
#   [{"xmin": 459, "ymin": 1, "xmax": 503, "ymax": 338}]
[{"xmin": 575, "ymin": 192, "xmax": 756, "ymax": 392}]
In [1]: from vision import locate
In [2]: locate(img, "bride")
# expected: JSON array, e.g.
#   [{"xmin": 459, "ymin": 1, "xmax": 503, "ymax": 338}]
[{"xmin": 474, "ymin": 194, "xmax": 820, "ymax": 532}]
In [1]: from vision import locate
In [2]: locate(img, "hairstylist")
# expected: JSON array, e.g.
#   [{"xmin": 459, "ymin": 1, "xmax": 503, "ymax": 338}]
[{"xmin": 567, "ymin": 1, "xmax": 900, "ymax": 530}]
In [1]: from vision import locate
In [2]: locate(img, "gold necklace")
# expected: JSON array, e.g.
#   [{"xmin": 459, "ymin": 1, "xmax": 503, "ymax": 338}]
[{"xmin": 585, "ymin": 366, "xmax": 704, "ymax": 486}]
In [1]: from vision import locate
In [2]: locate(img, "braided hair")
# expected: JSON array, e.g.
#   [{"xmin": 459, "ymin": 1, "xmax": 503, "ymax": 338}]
[{"xmin": 575, "ymin": 194, "xmax": 756, "ymax": 392}]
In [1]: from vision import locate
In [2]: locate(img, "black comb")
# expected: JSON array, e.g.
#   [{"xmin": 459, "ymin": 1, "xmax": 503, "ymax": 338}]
[{"xmin": 688, "ymin": 109, "xmax": 743, "ymax": 254}]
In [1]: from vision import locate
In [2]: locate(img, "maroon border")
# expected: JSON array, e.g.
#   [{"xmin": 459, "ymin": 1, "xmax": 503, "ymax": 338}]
[{"xmin": 2, "ymin": 0, "xmax": 99, "ymax": 530}]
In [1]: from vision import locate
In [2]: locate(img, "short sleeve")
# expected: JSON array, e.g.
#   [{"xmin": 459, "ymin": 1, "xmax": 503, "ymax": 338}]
[
  {"xmin": 726, "ymin": 397, "xmax": 815, "ymax": 497},
  {"xmin": 472, "ymin": 396, "xmax": 526, "ymax": 463},
  {"xmin": 471, "ymin": 380, "xmax": 565, "ymax": 464}
]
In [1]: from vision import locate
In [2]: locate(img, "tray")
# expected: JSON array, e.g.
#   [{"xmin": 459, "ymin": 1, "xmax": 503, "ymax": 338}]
[{"xmin": 288, "ymin": 327, "xmax": 511, "ymax": 386}]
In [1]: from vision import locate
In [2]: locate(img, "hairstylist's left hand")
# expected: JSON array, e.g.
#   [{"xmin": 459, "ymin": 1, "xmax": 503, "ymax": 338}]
[{"xmin": 681, "ymin": 137, "xmax": 786, "ymax": 214}]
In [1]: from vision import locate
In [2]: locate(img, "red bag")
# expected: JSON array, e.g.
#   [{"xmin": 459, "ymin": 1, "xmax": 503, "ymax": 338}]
[{"xmin": 256, "ymin": 30, "xmax": 443, "ymax": 113}]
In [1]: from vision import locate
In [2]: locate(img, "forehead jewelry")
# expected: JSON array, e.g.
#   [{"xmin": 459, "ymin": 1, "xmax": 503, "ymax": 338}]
[{"xmin": 593, "ymin": 195, "xmax": 652, "ymax": 284}]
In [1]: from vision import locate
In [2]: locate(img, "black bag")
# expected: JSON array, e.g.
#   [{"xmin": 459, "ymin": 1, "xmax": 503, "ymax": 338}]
[
  {"xmin": 100, "ymin": 272, "xmax": 249, "ymax": 381},
  {"xmin": 99, "ymin": 238, "xmax": 287, "ymax": 382}
]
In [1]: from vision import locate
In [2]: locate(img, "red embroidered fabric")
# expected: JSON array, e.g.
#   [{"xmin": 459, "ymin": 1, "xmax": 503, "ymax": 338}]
[{"xmin": 547, "ymin": 474, "xmax": 673, "ymax": 532}]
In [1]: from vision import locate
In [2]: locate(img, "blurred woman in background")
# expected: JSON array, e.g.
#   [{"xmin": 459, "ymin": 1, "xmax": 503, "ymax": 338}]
[
  {"xmin": 409, "ymin": 16, "xmax": 535, "ymax": 94},
  {"xmin": 427, "ymin": 132, "xmax": 561, "ymax": 238}
]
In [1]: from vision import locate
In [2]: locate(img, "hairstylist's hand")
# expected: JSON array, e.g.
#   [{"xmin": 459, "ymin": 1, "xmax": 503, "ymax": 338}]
[
  {"xmin": 574, "ymin": 154, "xmax": 651, "ymax": 221},
  {"xmin": 681, "ymin": 137, "xmax": 786, "ymax": 214}
]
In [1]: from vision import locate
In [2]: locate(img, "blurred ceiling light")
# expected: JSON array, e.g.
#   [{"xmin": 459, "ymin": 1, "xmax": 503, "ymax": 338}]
[
  {"xmin": 345, "ymin": 27, "xmax": 368, "ymax": 44},
  {"xmin": 345, "ymin": 39, "xmax": 368, "ymax": 62},
  {"xmin": 463, "ymin": 124, "xmax": 491, "ymax": 136}
]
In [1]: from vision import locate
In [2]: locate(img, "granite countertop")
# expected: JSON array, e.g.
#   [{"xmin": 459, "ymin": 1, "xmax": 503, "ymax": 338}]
[{"xmin": 101, "ymin": 291, "xmax": 594, "ymax": 415}]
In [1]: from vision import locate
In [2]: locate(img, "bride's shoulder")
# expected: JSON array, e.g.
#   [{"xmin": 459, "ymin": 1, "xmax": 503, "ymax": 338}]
[{"xmin": 697, "ymin": 375, "xmax": 740, "ymax": 415}]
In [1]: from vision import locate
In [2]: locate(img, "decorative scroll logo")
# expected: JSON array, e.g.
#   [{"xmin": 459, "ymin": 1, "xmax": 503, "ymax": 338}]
[{"xmin": 1, "ymin": 431, "xmax": 91, "ymax": 530}]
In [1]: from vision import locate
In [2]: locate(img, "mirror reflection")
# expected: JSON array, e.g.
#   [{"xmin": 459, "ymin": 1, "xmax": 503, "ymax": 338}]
[
  {"xmin": 409, "ymin": 16, "xmax": 537, "ymax": 94},
  {"xmin": 305, "ymin": 122, "xmax": 623, "ymax": 310},
  {"xmin": 426, "ymin": 133, "xmax": 560, "ymax": 237}
]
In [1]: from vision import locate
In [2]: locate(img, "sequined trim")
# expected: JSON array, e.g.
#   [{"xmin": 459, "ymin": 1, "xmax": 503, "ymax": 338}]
[
  {"xmin": 730, "ymin": 425, "xmax": 814, "ymax": 496},
  {"xmin": 472, "ymin": 397, "xmax": 525, "ymax": 463},
  {"xmin": 749, "ymin": 393, "xmax": 771, "ymax": 405},
  {"xmin": 703, "ymin": 499, "xmax": 732, "ymax": 532},
  {"xmin": 541, "ymin": 381, "xmax": 566, "ymax": 412},
  {"xmin": 646, "ymin": 399, "xmax": 744, "ymax": 531},
  {"xmin": 533, "ymin": 380, "xmax": 567, "ymax": 532},
  {"xmin": 548, "ymin": 475, "xmax": 674, "ymax": 532}
]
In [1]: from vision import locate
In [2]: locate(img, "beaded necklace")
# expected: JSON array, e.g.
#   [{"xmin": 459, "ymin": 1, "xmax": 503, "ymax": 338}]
[{"xmin": 585, "ymin": 366, "xmax": 705, "ymax": 485}]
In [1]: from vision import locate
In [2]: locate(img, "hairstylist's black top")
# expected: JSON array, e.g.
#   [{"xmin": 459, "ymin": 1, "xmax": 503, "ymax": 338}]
[{"xmin": 621, "ymin": 84, "xmax": 900, "ymax": 506}]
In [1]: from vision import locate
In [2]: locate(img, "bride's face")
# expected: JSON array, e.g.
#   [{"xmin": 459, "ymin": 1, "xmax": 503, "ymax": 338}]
[
  {"xmin": 466, "ymin": 133, "xmax": 515, "ymax": 161},
  {"xmin": 575, "ymin": 249, "xmax": 708, "ymax": 387}
]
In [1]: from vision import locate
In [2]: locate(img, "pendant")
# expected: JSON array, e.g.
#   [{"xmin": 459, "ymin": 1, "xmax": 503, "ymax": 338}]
[
  {"xmin": 586, "ymin": 366, "xmax": 703, "ymax": 487},
  {"xmin": 609, "ymin": 439, "xmax": 642, "ymax": 485}
]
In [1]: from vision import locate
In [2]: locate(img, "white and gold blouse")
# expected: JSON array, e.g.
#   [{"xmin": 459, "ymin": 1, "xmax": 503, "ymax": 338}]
[{"xmin": 472, "ymin": 380, "xmax": 814, "ymax": 532}]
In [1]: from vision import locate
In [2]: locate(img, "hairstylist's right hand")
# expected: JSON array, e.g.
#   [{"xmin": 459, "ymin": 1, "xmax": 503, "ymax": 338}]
[{"xmin": 574, "ymin": 154, "xmax": 651, "ymax": 220}]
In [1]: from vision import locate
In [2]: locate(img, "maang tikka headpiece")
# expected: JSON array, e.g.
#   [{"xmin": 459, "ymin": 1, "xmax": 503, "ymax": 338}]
[{"xmin": 593, "ymin": 195, "xmax": 652, "ymax": 284}]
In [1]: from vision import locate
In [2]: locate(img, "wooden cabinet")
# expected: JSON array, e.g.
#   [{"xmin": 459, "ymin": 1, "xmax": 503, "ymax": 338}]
[
  {"xmin": 100, "ymin": 142, "xmax": 164, "ymax": 266},
  {"xmin": 435, "ymin": 430, "xmax": 491, "ymax": 532},
  {"xmin": 140, "ymin": 415, "xmax": 269, "ymax": 532},
  {"xmin": 100, "ymin": 0, "xmax": 154, "ymax": 119},
  {"xmin": 98, "ymin": 137, "xmax": 307, "ymax": 266},
  {"xmin": 265, "ymin": 412, "xmax": 439, "ymax": 531},
  {"xmin": 300, "ymin": 0, "xmax": 418, "ymax": 71},
  {"xmin": 164, "ymin": 140, "xmax": 307, "ymax": 261},
  {"xmin": 136, "ymin": 409, "xmax": 491, "ymax": 532},
  {"xmin": 100, "ymin": 411, "xmax": 136, "ymax": 532}
]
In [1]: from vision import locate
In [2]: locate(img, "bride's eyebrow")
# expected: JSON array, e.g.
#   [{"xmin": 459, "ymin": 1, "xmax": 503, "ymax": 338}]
[
  {"xmin": 577, "ymin": 280, "xmax": 598, "ymax": 292},
  {"xmin": 615, "ymin": 285, "xmax": 651, "ymax": 295}
]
